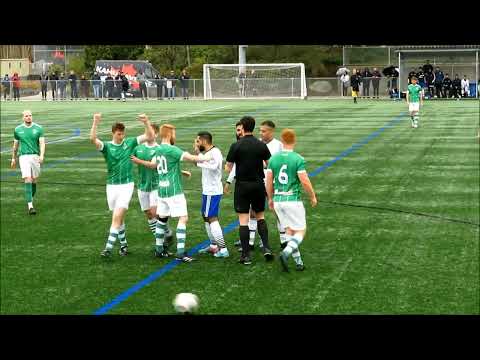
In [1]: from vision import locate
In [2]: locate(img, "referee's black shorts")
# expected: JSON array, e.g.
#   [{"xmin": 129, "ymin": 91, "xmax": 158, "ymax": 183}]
[{"xmin": 234, "ymin": 180, "xmax": 266, "ymax": 213}]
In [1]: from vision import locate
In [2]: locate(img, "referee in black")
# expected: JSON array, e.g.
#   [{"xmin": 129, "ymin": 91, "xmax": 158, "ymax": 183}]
[{"xmin": 225, "ymin": 116, "xmax": 274, "ymax": 265}]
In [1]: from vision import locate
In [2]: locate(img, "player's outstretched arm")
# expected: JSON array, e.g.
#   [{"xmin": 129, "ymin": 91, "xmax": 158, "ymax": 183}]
[
  {"xmin": 182, "ymin": 152, "xmax": 213, "ymax": 163},
  {"xmin": 90, "ymin": 113, "xmax": 103, "ymax": 150},
  {"xmin": 130, "ymin": 155, "xmax": 157, "ymax": 169},
  {"xmin": 298, "ymin": 171, "xmax": 317, "ymax": 207},
  {"xmin": 138, "ymin": 114, "xmax": 154, "ymax": 143},
  {"xmin": 265, "ymin": 170, "xmax": 275, "ymax": 210}
]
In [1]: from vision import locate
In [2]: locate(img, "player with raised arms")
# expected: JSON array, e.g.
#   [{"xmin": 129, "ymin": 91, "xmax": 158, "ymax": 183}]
[
  {"xmin": 131, "ymin": 124, "xmax": 213, "ymax": 262},
  {"xmin": 90, "ymin": 113, "xmax": 155, "ymax": 257},
  {"xmin": 131, "ymin": 123, "xmax": 174, "ymax": 254},
  {"xmin": 265, "ymin": 128, "xmax": 317, "ymax": 272}
]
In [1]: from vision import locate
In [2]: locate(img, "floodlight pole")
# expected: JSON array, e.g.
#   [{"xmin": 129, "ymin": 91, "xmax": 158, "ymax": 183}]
[
  {"xmin": 239, "ymin": 45, "xmax": 247, "ymax": 74},
  {"xmin": 476, "ymin": 50, "xmax": 479, "ymax": 99},
  {"xmin": 398, "ymin": 51, "xmax": 401, "ymax": 98}
]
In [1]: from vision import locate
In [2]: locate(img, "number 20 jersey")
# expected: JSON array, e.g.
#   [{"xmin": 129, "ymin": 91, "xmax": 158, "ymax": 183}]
[{"xmin": 154, "ymin": 144, "xmax": 185, "ymax": 198}]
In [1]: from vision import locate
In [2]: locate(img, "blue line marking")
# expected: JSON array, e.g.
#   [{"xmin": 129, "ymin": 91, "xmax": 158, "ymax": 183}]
[{"xmin": 93, "ymin": 112, "xmax": 406, "ymax": 315}]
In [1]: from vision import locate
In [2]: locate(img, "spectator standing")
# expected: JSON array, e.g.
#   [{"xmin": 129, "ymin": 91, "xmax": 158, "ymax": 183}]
[
  {"xmin": 166, "ymin": 70, "xmax": 177, "ymax": 100},
  {"xmin": 408, "ymin": 68, "xmax": 417, "ymax": 84},
  {"xmin": 424, "ymin": 70, "xmax": 435, "ymax": 99},
  {"xmin": 416, "ymin": 67, "xmax": 425, "ymax": 89},
  {"xmin": 92, "ymin": 71, "xmax": 101, "ymax": 100},
  {"xmin": 371, "ymin": 68, "xmax": 381, "ymax": 98},
  {"xmin": 340, "ymin": 72, "xmax": 350, "ymax": 96},
  {"xmin": 120, "ymin": 72, "xmax": 129, "ymax": 102},
  {"xmin": 114, "ymin": 73, "xmax": 122, "ymax": 100},
  {"xmin": 350, "ymin": 69, "xmax": 361, "ymax": 104},
  {"xmin": 442, "ymin": 73, "xmax": 452, "ymax": 98},
  {"xmin": 423, "ymin": 60, "xmax": 434, "ymax": 75},
  {"xmin": 2, "ymin": 74, "xmax": 10, "ymax": 100},
  {"xmin": 80, "ymin": 75, "xmax": 89, "ymax": 99},
  {"xmin": 452, "ymin": 74, "xmax": 462, "ymax": 99},
  {"xmin": 179, "ymin": 69, "xmax": 190, "ymax": 100},
  {"xmin": 361, "ymin": 68, "xmax": 372, "ymax": 97},
  {"xmin": 461, "ymin": 75, "xmax": 470, "ymax": 97},
  {"xmin": 434, "ymin": 67, "xmax": 444, "ymax": 98},
  {"xmin": 137, "ymin": 71, "xmax": 148, "ymax": 100},
  {"xmin": 58, "ymin": 73, "xmax": 67, "ymax": 100},
  {"xmin": 68, "ymin": 70, "xmax": 78, "ymax": 100},
  {"xmin": 12, "ymin": 72, "xmax": 20, "ymax": 101},
  {"xmin": 49, "ymin": 71, "xmax": 58, "ymax": 100},
  {"xmin": 105, "ymin": 73, "xmax": 114, "ymax": 99},
  {"xmin": 154, "ymin": 74, "xmax": 163, "ymax": 100},
  {"xmin": 40, "ymin": 73, "xmax": 48, "ymax": 100}
]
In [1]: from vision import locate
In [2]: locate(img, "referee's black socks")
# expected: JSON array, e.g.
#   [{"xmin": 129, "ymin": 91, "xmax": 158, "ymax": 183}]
[
  {"xmin": 257, "ymin": 219, "xmax": 270, "ymax": 250},
  {"xmin": 239, "ymin": 225, "xmax": 250, "ymax": 256}
]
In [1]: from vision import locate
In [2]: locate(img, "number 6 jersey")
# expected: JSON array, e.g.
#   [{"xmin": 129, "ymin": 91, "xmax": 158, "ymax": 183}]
[{"xmin": 266, "ymin": 150, "xmax": 306, "ymax": 202}]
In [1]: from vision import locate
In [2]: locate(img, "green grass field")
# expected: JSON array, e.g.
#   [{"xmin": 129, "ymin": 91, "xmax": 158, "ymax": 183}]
[{"xmin": 1, "ymin": 99, "xmax": 479, "ymax": 315}]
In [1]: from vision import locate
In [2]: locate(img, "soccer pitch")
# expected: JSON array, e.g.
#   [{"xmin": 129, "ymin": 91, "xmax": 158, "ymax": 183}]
[{"xmin": 1, "ymin": 99, "xmax": 478, "ymax": 315}]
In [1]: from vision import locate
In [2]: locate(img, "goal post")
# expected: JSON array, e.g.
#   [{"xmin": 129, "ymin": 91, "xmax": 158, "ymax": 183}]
[{"xmin": 203, "ymin": 63, "xmax": 307, "ymax": 100}]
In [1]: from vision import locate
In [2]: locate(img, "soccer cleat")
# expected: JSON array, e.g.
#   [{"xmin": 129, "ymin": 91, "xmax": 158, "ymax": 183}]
[
  {"xmin": 238, "ymin": 256, "xmax": 252, "ymax": 265},
  {"xmin": 213, "ymin": 248, "xmax": 230, "ymax": 258},
  {"xmin": 199, "ymin": 244, "xmax": 219, "ymax": 254},
  {"xmin": 101, "ymin": 249, "xmax": 112, "ymax": 258},
  {"xmin": 262, "ymin": 247, "xmax": 274, "ymax": 261},
  {"xmin": 296, "ymin": 264, "xmax": 306, "ymax": 271},
  {"xmin": 28, "ymin": 207, "xmax": 37, "ymax": 215},
  {"xmin": 119, "ymin": 246, "xmax": 129, "ymax": 256},
  {"xmin": 154, "ymin": 249, "xmax": 170, "ymax": 258},
  {"xmin": 176, "ymin": 255, "xmax": 195, "ymax": 263},
  {"xmin": 279, "ymin": 253, "xmax": 289, "ymax": 272}
]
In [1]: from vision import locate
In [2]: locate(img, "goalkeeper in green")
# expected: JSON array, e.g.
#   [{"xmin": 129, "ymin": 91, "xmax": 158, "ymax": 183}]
[{"xmin": 265, "ymin": 128, "xmax": 317, "ymax": 272}]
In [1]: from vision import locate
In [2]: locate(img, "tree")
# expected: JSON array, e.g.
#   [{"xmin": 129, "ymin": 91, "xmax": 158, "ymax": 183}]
[{"xmin": 84, "ymin": 45, "xmax": 145, "ymax": 71}]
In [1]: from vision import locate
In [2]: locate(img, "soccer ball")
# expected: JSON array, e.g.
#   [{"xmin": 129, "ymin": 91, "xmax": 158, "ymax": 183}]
[{"xmin": 173, "ymin": 293, "xmax": 199, "ymax": 314}]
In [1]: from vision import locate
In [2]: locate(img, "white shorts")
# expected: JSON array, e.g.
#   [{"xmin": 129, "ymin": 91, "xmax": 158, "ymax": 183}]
[
  {"xmin": 106, "ymin": 182, "xmax": 134, "ymax": 211},
  {"xmin": 157, "ymin": 194, "xmax": 188, "ymax": 218},
  {"xmin": 137, "ymin": 189, "xmax": 158, "ymax": 211},
  {"xmin": 409, "ymin": 102, "xmax": 420, "ymax": 113},
  {"xmin": 19, "ymin": 154, "xmax": 41, "ymax": 179},
  {"xmin": 274, "ymin": 201, "xmax": 306, "ymax": 231}
]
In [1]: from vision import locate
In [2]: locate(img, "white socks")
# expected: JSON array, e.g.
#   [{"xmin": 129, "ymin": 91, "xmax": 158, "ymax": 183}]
[{"xmin": 210, "ymin": 221, "xmax": 226, "ymax": 249}]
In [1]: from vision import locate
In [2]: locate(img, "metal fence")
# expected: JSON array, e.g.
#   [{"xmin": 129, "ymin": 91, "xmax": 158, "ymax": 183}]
[{"xmin": 1, "ymin": 78, "xmax": 478, "ymax": 100}]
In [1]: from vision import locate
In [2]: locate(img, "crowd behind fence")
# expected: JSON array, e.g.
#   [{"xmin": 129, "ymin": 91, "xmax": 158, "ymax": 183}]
[{"xmin": 0, "ymin": 77, "xmax": 478, "ymax": 101}]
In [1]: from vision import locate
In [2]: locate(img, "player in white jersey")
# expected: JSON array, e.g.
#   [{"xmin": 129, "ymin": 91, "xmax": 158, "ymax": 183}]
[{"xmin": 194, "ymin": 131, "xmax": 229, "ymax": 258}]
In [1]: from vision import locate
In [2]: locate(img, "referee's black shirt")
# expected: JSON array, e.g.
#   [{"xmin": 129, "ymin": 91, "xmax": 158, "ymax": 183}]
[{"xmin": 226, "ymin": 134, "xmax": 271, "ymax": 181}]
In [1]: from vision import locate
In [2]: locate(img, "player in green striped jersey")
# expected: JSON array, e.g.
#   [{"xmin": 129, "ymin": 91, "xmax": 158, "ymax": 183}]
[
  {"xmin": 132, "ymin": 123, "xmax": 174, "ymax": 255},
  {"xmin": 131, "ymin": 123, "xmax": 213, "ymax": 262},
  {"xmin": 11, "ymin": 110, "xmax": 46, "ymax": 215},
  {"xmin": 90, "ymin": 113, "xmax": 154, "ymax": 258},
  {"xmin": 266, "ymin": 128, "xmax": 317, "ymax": 272},
  {"xmin": 407, "ymin": 76, "xmax": 424, "ymax": 128}
]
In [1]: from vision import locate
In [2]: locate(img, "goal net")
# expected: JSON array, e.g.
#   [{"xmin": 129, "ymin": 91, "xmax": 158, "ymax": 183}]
[{"xmin": 203, "ymin": 63, "xmax": 307, "ymax": 100}]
